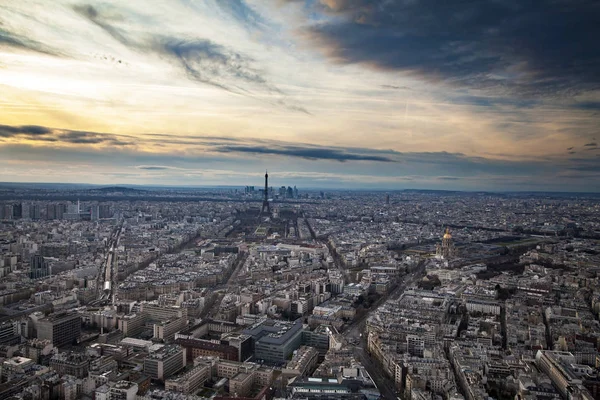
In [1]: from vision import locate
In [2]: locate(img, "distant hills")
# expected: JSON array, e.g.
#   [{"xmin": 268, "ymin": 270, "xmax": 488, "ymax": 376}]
[{"xmin": 87, "ymin": 186, "xmax": 146, "ymax": 193}]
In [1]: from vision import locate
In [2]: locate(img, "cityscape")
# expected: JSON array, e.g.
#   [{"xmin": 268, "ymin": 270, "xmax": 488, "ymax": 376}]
[
  {"xmin": 1, "ymin": 0, "xmax": 600, "ymax": 400},
  {"xmin": 1, "ymin": 179, "xmax": 600, "ymax": 400}
]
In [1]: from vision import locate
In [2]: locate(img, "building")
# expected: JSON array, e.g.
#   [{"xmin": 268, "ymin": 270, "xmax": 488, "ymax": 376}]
[
  {"xmin": 144, "ymin": 344, "xmax": 186, "ymax": 381},
  {"xmin": 30, "ymin": 254, "xmax": 51, "ymax": 279},
  {"xmin": 165, "ymin": 363, "xmax": 210, "ymax": 394},
  {"xmin": 99, "ymin": 204, "xmax": 111, "ymax": 218},
  {"xmin": 140, "ymin": 302, "xmax": 187, "ymax": 321},
  {"xmin": 37, "ymin": 313, "xmax": 81, "ymax": 347},
  {"xmin": 91, "ymin": 205, "xmax": 100, "ymax": 221},
  {"xmin": 153, "ymin": 317, "xmax": 186, "ymax": 341},
  {"xmin": 49, "ymin": 352, "xmax": 90, "ymax": 378},
  {"xmin": 285, "ymin": 346, "xmax": 320, "ymax": 376},
  {"xmin": 535, "ymin": 350, "xmax": 595, "ymax": 399},
  {"xmin": 23, "ymin": 339, "xmax": 55, "ymax": 363},
  {"xmin": 109, "ymin": 381, "xmax": 138, "ymax": 400},
  {"xmin": 0, "ymin": 321, "xmax": 19, "ymax": 345},
  {"xmin": 29, "ymin": 204, "xmax": 41, "ymax": 220},
  {"xmin": 243, "ymin": 318, "xmax": 303, "ymax": 363},
  {"xmin": 118, "ymin": 313, "xmax": 146, "ymax": 337},
  {"xmin": 436, "ymin": 228, "xmax": 457, "ymax": 259},
  {"xmin": 176, "ymin": 337, "xmax": 238, "ymax": 362},
  {"xmin": 230, "ymin": 372, "xmax": 254, "ymax": 397}
]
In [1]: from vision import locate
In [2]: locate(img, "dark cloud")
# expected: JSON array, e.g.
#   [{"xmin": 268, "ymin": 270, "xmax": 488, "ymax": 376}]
[
  {"xmin": 137, "ymin": 166, "xmax": 171, "ymax": 170},
  {"xmin": 0, "ymin": 124, "xmax": 134, "ymax": 146},
  {"xmin": 572, "ymin": 101, "xmax": 600, "ymax": 111},
  {"xmin": 0, "ymin": 124, "xmax": 53, "ymax": 138},
  {"xmin": 57, "ymin": 130, "xmax": 134, "ymax": 146},
  {"xmin": 584, "ymin": 142, "xmax": 598, "ymax": 147},
  {"xmin": 6, "ymin": 123, "xmax": 600, "ymax": 182},
  {"xmin": 156, "ymin": 38, "xmax": 268, "ymax": 91},
  {"xmin": 381, "ymin": 84, "xmax": 411, "ymax": 90},
  {"xmin": 72, "ymin": 4, "xmax": 131, "ymax": 46},
  {"xmin": 0, "ymin": 28, "xmax": 59, "ymax": 56},
  {"xmin": 567, "ymin": 147, "xmax": 574, "ymax": 150},
  {"xmin": 215, "ymin": 144, "xmax": 395, "ymax": 162},
  {"xmin": 286, "ymin": 0, "xmax": 600, "ymax": 98},
  {"xmin": 567, "ymin": 164, "xmax": 600, "ymax": 172}
]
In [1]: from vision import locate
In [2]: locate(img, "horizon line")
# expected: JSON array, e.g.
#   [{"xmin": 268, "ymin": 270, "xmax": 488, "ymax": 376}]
[{"xmin": 1, "ymin": 180, "xmax": 600, "ymax": 195}]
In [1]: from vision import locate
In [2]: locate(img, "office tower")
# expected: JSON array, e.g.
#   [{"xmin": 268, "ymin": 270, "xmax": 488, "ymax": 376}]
[
  {"xmin": 37, "ymin": 313, "xmax": 81, "ymax": 347},
  {"xmin": 29, "ymin": 204, "xmax": 41, "ymax": 220},
  {"xmin": 294, "ymin": 186, "xmax": 298, "ymax": 198},
  {"xmin": 1, "ymin": 204, "xmax": 13, "ymax": 220},
  {"xmin": 287, "ymin": 186, "xmax": 294, "ymax": 199},
  {"xmin": 91, "ymin": 205, "xmax": 100, "ymax": 221},
  {"xmin": 386, "ymin": 194, "xmax": 390, "ymax": 205},
  {"xmin": 47, "ymin": 203, "xmax": 67, "ymax": 220},
  {"xmin": 46, "ymin": 204, "xmax": 56, "ymax": 220},
  {"xmin": 99, "ymin": 204, "xmax": 110, "ymax": 218},
  {"xmin": 30, "ymin": 255, "xmax": 50, "ymax": 279},
  {"xmin": 67, "ymin": 202, "xmax": 78, "ymax": 214},
  {"xmin": 0, "ymin": 321, "xmax": 19, "ymax": 345},
  {"xmin": 13, "ymin": 203, "xmax": 22, "ymax": 219}
]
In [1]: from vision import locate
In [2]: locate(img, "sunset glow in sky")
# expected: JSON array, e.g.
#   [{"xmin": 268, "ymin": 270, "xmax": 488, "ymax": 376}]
[{"xmin": 1, "ymin": 0, "xmax": 599, "ymax": 190}]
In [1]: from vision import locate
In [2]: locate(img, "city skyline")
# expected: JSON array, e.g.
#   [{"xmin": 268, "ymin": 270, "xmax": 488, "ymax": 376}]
[{"xmin": 1, "ymin": 0, "xmax": 599, "ymax": 191}]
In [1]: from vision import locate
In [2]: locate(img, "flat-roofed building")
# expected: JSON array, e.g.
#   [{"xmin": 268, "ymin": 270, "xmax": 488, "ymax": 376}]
[
  {"xmin": 109, "ymin": 381, "xmax": 138, "ymax": 400},
  {"xmin": 118, "ymin": 313, "xmax": 146, "ymax": 337},
  {"xmin": 230, "ymin": 372, "xmax": 253, "ymax": 397},
  {"xmin": 37, "ymin": 313, "xmax": 81, "ymax": 347},
  {"xmin": 144, "ymin": 344, "xmax": 186, "ymax": 381},
  {"xmin": 165, "ymin": 363, "xmax": 210, "ymax": 394},
  {"xmin": 153, "ymin": 317, "xmax": 186, "ymax": 342},
  {"xmin": 243, "ymin": 318, "xmax": 303, "ymax": 363}
]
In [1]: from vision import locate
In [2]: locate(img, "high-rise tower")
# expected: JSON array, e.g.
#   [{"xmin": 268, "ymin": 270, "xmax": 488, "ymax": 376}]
[{"xmin": 260, "ymin": 170, "xmax": 271, "ymax": 216}]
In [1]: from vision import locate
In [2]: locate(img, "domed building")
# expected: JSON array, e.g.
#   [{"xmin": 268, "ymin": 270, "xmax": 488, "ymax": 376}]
[{"xmin": 436, "ymin": 228, "xmax": 457, "ymax": 259}]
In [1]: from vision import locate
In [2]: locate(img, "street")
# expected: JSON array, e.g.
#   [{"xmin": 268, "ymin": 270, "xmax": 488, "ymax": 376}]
[{"xmin": 341, "ymin": 260, "xmax": 427, "ymax": 400}]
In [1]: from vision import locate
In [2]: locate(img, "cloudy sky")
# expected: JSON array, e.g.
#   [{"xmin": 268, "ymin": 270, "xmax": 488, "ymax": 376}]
[{"xmin": 1, "ymin": 0, "xmax": 599, "ymax": 191}]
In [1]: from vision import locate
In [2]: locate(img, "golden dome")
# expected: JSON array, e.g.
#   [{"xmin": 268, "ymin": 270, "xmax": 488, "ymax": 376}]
[{"xmin": 443, "ymin": 228, "xmax": 452, "ymax": 239}]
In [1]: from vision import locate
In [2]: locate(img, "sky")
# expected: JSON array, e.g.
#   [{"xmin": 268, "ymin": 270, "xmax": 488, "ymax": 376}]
[{"xmin": 0, "ymin": 0, "xmax": 599, "ymax": 191}]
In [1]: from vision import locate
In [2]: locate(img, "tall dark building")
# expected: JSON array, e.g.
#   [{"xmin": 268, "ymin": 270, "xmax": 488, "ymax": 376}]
[
  {"xmin": 30, "ymin": 255, "xmax": 50, "ymax": 279},
  {"xmin": 99, "ymin": 204, "xmax": 111, "ymax": 219},
  {"xmin": 29, "ymin": 204, "xmax": 41, "ymax": 220},
  {"xmin": 47, "ymin": 204, "xmax": 57, "ymax": 220},
  {"xmin": 260, "ymin": 171, "xmax": 271, "ymax": 216},
  {"xmin": 13, "ymin": 203, "xmax": 22, "ymax": 219},
  {"xmin": 37, "ymin": 313, "xmax": 81, "ymax": 347}
]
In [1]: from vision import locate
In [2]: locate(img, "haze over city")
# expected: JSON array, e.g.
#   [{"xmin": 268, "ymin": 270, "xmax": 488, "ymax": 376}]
[{"xmin": 1, "ymin": 0, "xmax": 599, "ymax": 191}]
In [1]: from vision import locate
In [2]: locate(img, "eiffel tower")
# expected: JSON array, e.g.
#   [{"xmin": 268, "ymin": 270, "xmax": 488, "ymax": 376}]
[{"xmin": 260, "ymin": 170, "xmax": 271, "ymax": 217}]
